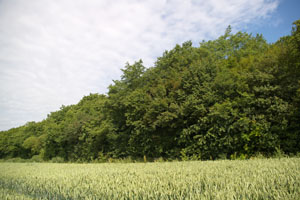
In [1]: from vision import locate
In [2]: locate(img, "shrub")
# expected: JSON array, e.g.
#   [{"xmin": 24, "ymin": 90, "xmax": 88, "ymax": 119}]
[
  {"xmin": 30, "ymin": 155, "xmax": 43, "ymax": 162},
  {"xmin": 50, "ymin": 157, "xmax": 65, "ymax": 163}
]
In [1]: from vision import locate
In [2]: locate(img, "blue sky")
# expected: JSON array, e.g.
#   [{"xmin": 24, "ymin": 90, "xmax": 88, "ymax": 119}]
[
  {"xmin": 0, "ymin": 0, "xmax": 299, "ymax": 131},
  {"xmin": 246, "ymin": 0, "xmax": 300, "ymax": 43}
]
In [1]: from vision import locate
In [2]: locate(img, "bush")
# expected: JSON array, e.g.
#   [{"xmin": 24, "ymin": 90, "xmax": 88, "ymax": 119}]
[
  {"xmin": 96, "ymin": 152, "xmax": 108, "ymax": 163},
  {"xmin": 154, "ymin": 157, "xmax": 164, "ymax": 162},
  {"xmin": 273, "ymin": 147, "xmax": 288, "ymax": 159},
  {"xmin": 50, "ymin": 157, "xmax": 65, "ymax": 163},
  {"xmin": 30, "ymin": 155, "xmax": 43, "ymax": 162},
  {"xmin": 5, "ymin": 157, "xmax": 27, "ymax": 163}
]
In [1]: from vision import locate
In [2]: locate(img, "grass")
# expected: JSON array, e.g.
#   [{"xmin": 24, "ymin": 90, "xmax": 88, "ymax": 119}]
[{"xmin": 0, "ymin": 158, "xmax": 299, "ymax": 199}]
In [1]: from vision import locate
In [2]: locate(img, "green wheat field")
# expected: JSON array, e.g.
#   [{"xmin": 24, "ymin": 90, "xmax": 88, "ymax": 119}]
[{"xmin": 0, "ymin": 158, "xmax": 299, "ymax": 200}]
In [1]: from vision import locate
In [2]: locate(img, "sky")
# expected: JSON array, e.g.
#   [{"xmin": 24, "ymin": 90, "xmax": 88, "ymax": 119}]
[{"xmin": 0, "ymin": 0, "xmax": 299, "ymax": 131}]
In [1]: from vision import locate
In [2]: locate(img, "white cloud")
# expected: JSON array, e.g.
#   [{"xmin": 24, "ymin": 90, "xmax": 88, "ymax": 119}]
[{"xmin": 0, "ymin": 0, "xmax": 279, "ymax": 130}]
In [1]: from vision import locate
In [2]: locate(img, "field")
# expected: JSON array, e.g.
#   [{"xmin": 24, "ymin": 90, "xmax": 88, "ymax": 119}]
[{"xmin": 0, "ymin": 158, "xmax": 299, "ymax": 200}]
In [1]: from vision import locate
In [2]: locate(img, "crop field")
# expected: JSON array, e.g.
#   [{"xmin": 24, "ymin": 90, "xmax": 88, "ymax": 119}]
[{"xmin": 0, "ymin": 158, "xmax": 299, "ymax": 200}]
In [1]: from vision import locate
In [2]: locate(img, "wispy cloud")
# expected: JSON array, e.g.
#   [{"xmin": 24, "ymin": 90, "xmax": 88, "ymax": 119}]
[{"xmin": 0, "ymin": 0, "xmax": 279, "ymax": 130}]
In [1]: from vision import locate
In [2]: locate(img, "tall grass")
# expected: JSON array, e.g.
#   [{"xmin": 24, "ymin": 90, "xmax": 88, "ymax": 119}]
[{"xmin": 0, "ymin": 158, "xmax": 299, "ymax": 199}]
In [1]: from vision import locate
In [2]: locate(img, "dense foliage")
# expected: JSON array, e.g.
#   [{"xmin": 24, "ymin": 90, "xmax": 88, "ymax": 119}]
[
  {"xmin": 1, "ymin": 158, "xmax": 300, "ymax": 199},
  {"xmin": 1, "ymin": 20, "xmax": 300, "ymax": 161}
]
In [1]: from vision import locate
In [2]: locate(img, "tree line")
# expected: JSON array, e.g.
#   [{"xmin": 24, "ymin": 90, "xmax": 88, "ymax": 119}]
[{"xmin": 1, "ymin": 20, "xmax": 300, "ymax": 162}]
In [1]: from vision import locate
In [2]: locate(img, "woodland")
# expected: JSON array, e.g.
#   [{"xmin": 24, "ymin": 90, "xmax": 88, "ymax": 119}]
[{"xmin": 1, "ymin": 20, "xmax": 299, "ymax": 162}]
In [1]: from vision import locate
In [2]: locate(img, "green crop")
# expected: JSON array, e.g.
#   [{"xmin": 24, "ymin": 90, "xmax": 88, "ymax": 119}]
[{"xmin": 0, "ymin": 158, "xmax": 299, "ymax": 199}]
